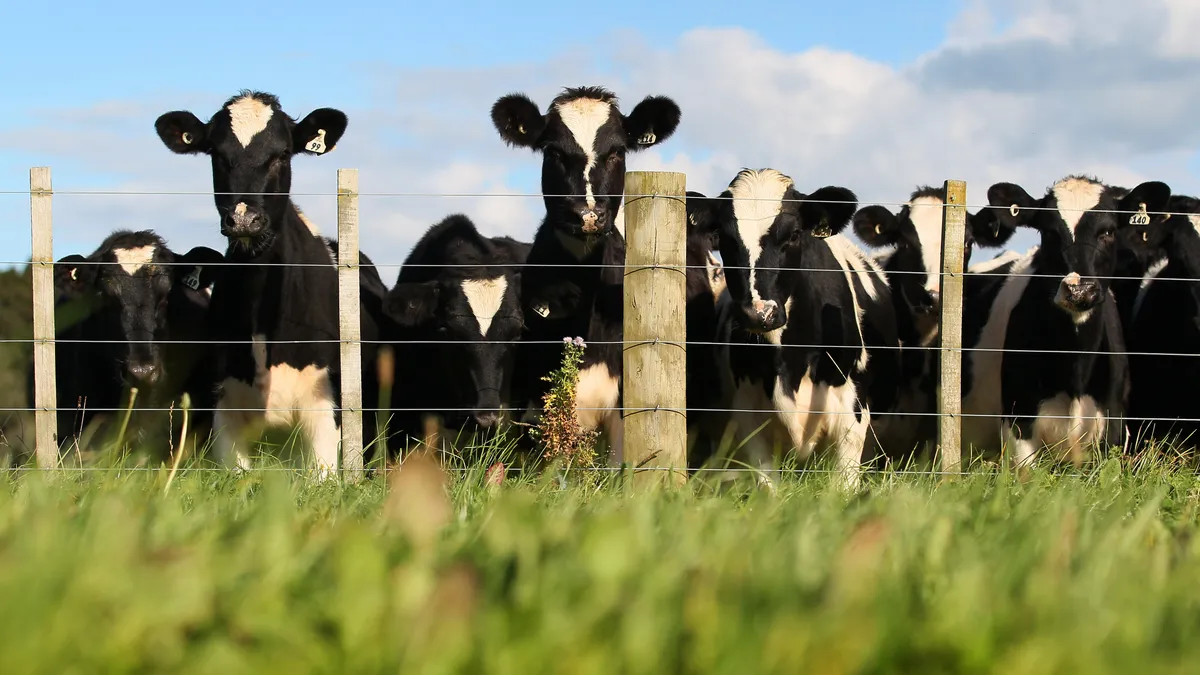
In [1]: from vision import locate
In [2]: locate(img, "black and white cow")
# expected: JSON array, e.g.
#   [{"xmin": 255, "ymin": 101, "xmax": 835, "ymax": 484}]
[
  {"xmin": 490, "ymin": 86, "xmax": 681, "ymax": 464},
  {"xmin": 681, "ymin": 191, "xmax": 734, "ymax": 469},
  {"xmin": 851, "ymin": 187, "xmax": 1016, "ymax": 463},
  {"xmin": 40, "ymin": 230, "xmax": 223, "ymax": 451},
  {"xmin": 154, "ymin": 90, "xmax": 390, "ymax": 478},
  {"xmin": 961, "ymin": 175, "xmax": 1172, "ymax": 467},
  {"xmin": 687, "ymin": 169, "xmax": 899, "ymax": 488},
  {"xmin": 384, "ymin": 214, "xmax": 530, "ymax": 448},
  {"xmin": 1117, "ymin": 195, "xmax": 1200, "ymax": 448}
]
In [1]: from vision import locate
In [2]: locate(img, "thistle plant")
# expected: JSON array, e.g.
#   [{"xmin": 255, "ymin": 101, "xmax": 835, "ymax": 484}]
[{"xmin": 532, "ymin": 337, "xmax": 599, "ymax": 470}]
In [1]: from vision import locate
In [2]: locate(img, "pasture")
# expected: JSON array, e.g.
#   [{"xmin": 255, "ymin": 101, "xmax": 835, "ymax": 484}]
[{"xmin": 1, "ymin": 453, "xmax": 1199, "ymax": 673}]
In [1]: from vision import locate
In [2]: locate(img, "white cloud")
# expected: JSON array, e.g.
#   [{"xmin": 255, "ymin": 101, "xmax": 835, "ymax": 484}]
[{"xmin": 4, "ymin": 0, "xmax": 1199, "ymax": 266}]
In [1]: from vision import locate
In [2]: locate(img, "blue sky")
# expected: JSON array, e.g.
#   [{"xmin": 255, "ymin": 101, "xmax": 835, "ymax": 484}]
[{"xmin": 2, "ymin": 0, "xmax": 1199, "ymax": 271}]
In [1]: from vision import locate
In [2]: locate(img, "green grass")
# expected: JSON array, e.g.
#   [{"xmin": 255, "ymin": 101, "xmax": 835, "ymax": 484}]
[{"xmin": 1, "ymin": 458, "xmax": 1199, "ymax": 674}]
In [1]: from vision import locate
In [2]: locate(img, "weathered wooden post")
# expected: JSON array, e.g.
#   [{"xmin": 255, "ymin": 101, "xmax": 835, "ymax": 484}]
[
  {"xmin": 937, "ymin": 179, "xmax": 968, "ymax": 474},
  {"xmin": 30, "ymin": 167, "xmax": 58, "ymax": 469},
  {"xmin": 622, "ymin": 171, "xmax": 688, "ymax": 487},
  {"xmin": 337, "ymin": 168, "xmax": 364, "ymax": 481}
]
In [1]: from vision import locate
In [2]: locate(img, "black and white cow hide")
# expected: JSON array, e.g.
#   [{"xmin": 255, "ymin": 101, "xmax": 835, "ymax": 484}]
[
  {"xmin": 688, "ymin": 168, "xmax": 899, "ymax": 489},
  {"xmin": 1118, "ymin": 195, "xmax": 1200, "ymax": 449},
  {"xmin": 40, "ymin": 230, "xmax": 223, "ymax": 453},
  {"xmin": 154, "ymin": 90, "xmax": 387, "ymax": 478},
  {"xmin": 960, "ymin": 175, "xmax": 1171, "ymax": 468},
  {"xmin": 490, "ymin": 85, "xmax": 681, "ymax": 465},
  {"xmin": 384, "ymin": 214, "xmax": 529, "ymax": 452},
  {"xmin": 851, "ymin": 186, "xmax": 1016, "ymax": 464}
]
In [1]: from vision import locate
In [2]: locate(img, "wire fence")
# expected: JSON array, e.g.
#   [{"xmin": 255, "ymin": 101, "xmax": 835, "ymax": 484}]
[{"xmin": 5, "ymin": 168, "xmax": 1199, "ymax": 483}]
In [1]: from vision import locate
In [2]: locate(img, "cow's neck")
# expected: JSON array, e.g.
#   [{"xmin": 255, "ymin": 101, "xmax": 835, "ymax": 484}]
[{"xmin": 223, "ymin": 200, "xmax": 338, "ymax": 340}]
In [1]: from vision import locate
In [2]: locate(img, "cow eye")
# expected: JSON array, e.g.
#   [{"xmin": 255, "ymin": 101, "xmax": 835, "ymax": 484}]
[
  {"xmin": 606, "ymin": 152, "xmax": 622, "ymax": 166},
  {"xmin": 1098, "ymin": 229, "xmax": 1115, "ymax": 244}
]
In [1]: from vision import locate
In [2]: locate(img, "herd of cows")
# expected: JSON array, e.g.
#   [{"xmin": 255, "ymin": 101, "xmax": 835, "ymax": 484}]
[{"xmin": 35, "ymin": 86, "xmax": 1200, "ymax": 485}]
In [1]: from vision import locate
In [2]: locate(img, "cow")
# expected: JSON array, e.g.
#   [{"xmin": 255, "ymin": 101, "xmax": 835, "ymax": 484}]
[
  {"xmin": 960, "ymin": 175, "xmax": 1172, "ymax": 469},
  {"xmin": 685, "ymin": 168, "xmax": 899, "ymax": 489},
  {"xmin": 851, "ymin": 187, "xmax": 1016, "ymax": 464},
  {"xmin": 383, "ymin": 214, "xmax": 530, "ymax": 452},
  {"xmin": 489, "ymin": 85, "xmax": 681, "ymax": 465},
  {"xmin": 680, "ymin": 191, "xmax": 735, "ymax": 470},
  {"xmin": 154, "ymin": 90, "xmax": 390, "ymax": 478},
  {"xmin": 1117, "ymin": 195, "xmax": 1200, "ymax": 449},
  {"xmin": 39, "ymin": 230, "xmax": 223, "ymax": 455}
]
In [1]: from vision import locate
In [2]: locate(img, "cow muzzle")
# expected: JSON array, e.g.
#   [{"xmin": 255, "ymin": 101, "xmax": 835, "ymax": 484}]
[
  {"xmin": 125, "ymin": 361, "xmax": 161, "ymax": 387},
  {"xmin": 577, "ymin": 204, "xmax": 608, "ymax": 234},
  {"xmin": 744, "ymin": 299, "xmax": 785, "ymax": 333},
  {"xmin": 1055, "ymin": 272, "xmax": 1102, "ymax": 313},
  {"xmin": 222, "ymin": 202, "xmax": 268, "ymax": 238}
]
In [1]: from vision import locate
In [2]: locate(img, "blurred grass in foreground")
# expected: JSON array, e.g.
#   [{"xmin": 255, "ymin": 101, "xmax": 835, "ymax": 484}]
[{"xmin": 1, "ymin": 457, "xmax": 1200, "ymax": 674}]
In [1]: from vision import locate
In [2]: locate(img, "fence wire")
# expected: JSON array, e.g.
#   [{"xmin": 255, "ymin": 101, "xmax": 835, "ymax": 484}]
[{"xmin": 6, "ymin": 179, "xmax": 1200, "ymax": 478}]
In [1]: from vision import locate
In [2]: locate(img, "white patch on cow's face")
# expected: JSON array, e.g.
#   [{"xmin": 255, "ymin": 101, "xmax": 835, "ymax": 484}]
[
  {"xmin": 908, "ymin": 196, "xmax": 945, "ymax": 294},
  {"xmin": 1052, "ymin": 177, "xmax": 1104, "ymax": 238},
  {"xmin": 1189, "ymin": 214, "xmax": 1200, "ymax": 234},
  {"xmin": 555, "ymin": 97, "xmax": 613, "ymax": 209},
  {"xmin": 227, "ymin": 95, "xmax": 274, "ymax": 148},
  {"xmin": 730, "ymin": 169, "xmax": 792, "ymax": 305},
  {"xmin": 461, "ymin": 276, "xmax": 508, "ymax": 336},
  {"xmin": 113, "ymin": 245, "xmax": 156, "ymax": 275}
]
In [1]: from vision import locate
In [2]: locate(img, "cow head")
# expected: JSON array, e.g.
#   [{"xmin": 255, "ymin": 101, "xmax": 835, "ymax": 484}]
[
  {"xmin": 491, "ymin": 86, "xmax": 681, "ymax": 243},
  {"xmin": 985, "ymin": 175, "xmax": 1171, "ymax": 322},
  {"xmin": 154, "ymin": 91, "xmax": 348, "ymax": 256},
  {"xmin": 1118, "ymin": 194, "xmax": 1200, "ymax": 275},
  {"xmin": 385, "ymin": 216, "xmax": 524, "ymax": 430},
  {"xmin": 54, "ymin": 230, "xmax": 223, "ymax": 387},
  {"xmin": 688, "ymin": 169, "xmax": 858, "ymax": 333},
  {"xmin": 853, "ymin": 186, "xmax": 1015, "ymax": 330}
]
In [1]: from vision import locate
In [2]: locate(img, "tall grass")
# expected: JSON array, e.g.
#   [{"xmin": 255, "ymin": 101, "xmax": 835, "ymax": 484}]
[{"xmin": 1, "ymin": 457, "xmax": 1199, "ymax": 673}]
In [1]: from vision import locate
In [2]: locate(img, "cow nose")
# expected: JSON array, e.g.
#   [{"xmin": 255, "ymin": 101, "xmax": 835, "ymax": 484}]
[
  {"xmin": 473, "ymin": 411, "xmax": 501, "ymax": 429},
  {"xmin": 748, "ymin": 299, "xmax": 783, "ymax": 331},
  {"xmin": 222, "ymin": 202, "xmax": 266, "ymax": 236},
  {"xmin": 127, "ymin": 362, "xmax": 160, "ymax": 386},
  {"xmin": 922, "ymin": 289, "xmax": 941, "ymax": 313},
  {"xmin": 1059, "ymin": 272, "xmax": 1101, "ymax": 309},
  {"xmin": 579, "ymin": 205, "xmax": 607, "ymax": 233}
]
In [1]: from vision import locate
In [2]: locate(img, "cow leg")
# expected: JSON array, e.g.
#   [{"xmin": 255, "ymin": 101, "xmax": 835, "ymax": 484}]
[
  {"xmin": 1003, "ymin": 417, "xmax": 1038, "ymax": 472},
  {"xmin": 213, "ymin": 378, "xmax": 260, "ymax": 471},
  {"xmin": 603, "ymin": 409, "xmax": 625, "ymax": 467},
  {"xmin": 300, "ymin": 405, "xmax": 340, "ymax": 481},
  {"xmin": 833, "ymin": 406, "xmax": 869, "ymax": 492},
  {"xmin": 575, "ymin": 362, "xmax": 621, "ymax": 463},
  {"xmin": 262, "ymin": 365, "xmax": 339, "ymax": 481}
]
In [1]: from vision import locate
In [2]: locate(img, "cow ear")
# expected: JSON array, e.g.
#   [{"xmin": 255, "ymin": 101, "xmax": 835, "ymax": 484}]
[
  {"xmin": 623, "ymin": 95, "xmax": 681, "ymax": 150},
  {"xmin": 54, "ymin": 254, "xmax": 94, "ymax": 294},
  {"xmin": 986, "ymin": 182, "xmax": 1037, "ymax": 231},
  {"xmin": 155, "ymin": 111, "xmax": 209, "ymax": 154},
  {"xmin": 968, "ymin": 208, "xmax": 1017, "ymax": 248},
  {"xmin": 386, "ymin": 281, "xmax": 440, "ymax": 327},
  {"xmin": 175, "ymin": 246, "xmax": 225, "ymax": 292},
  {"xmin": 491, "ymin": 94, "xmax": 545, "ymax": 148},
  {"xmin": 852, "ymin": 206, "xmax": 901, "ymax": 248},
  {"xmin": 293, "ymin": 108, "xmax": 348, "ymax": 156},
  {"xmin": 799, "ymin": 186, "xmax": 858, "ymax": 239},
  {"xmin": 1116, "ymin": 181, "xmax": 1172, "ymax": 228}
]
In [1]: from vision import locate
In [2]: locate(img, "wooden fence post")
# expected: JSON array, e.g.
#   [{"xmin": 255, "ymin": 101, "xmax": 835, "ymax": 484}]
[
  {"xmin": 30, "ymin": 167, "xmax": 58, "ymax": 469},
  {"xmin": 337, "ymin": 168, "xmax": 364, "ymax": 481},
  {"xmin": 622, "ymin": 171, "xmax": 688, "ymax": 487},
  {"xmin": 937, "ymin": 179, "xmax": 968, "ymax": 474}
]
